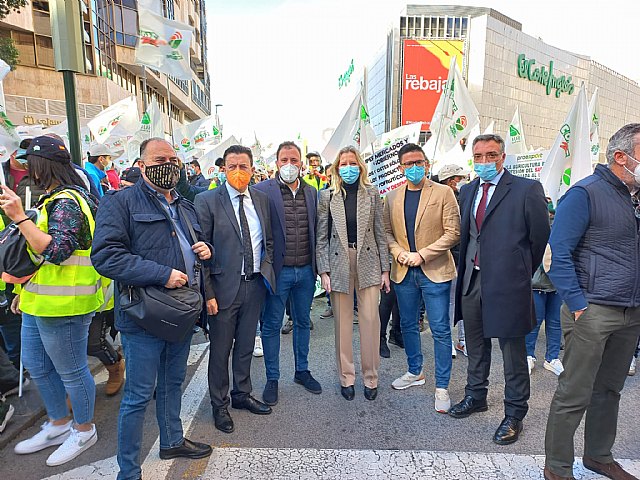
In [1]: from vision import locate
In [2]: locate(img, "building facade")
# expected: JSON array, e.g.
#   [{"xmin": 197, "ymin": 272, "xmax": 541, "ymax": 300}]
[
  {"xmin": 0, "ymin": 0, "xmax": 210, "ymax": 135},
  {"xmin": 368, "ymin": 4, "xmax": 640, "ymax": 159}
]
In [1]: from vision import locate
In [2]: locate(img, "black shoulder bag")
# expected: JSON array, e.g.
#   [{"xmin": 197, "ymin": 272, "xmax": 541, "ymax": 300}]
[
  {"xmin": 0, "ymin": 210, "xmax": 44, "ymax": 283},
  {"xmin": 119, "ymin": 203, "xmax": 203, "ymax": 343}
]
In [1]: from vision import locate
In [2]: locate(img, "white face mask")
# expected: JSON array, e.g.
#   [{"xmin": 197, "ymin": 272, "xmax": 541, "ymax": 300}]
[
  {"xmin": 279, "ymin": 163, "xmax": 300, "ymax": 184},
  {"xmin": 456, "ymin": 179, "xmax": 468, "ymax": 189},
  {"xmin": 624, "ymin": 153, "xmax": 640, "ymax": 185}
]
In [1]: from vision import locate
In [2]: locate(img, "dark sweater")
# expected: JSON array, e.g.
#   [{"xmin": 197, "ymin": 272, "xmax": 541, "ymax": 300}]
[
  {"xmin": 281, "ymin": 180, "xmax": 312, "ymax": 267},
  {"xmin": 344, "ymin": 182, "xmax": 358, "ymax": 244}
]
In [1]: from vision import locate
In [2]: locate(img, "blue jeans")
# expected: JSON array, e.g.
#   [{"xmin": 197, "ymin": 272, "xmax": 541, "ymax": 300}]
[
  {"xmin": 0, "ymin": 309, "xmax": 22, "ymax": 368},
  {"xmin": 261, "ymin": 265, "xmax": 315, "ymax": 380},
  {"xmin": 117, "ymin": 330, "xmax": 192, "ymax": 480},
  {"xmin": 21, "ymin": 313, "xmax": 95, "ymax": 424},
  {"xmin": 525, "ymin": 290, "xmax": 562, "ymax": 361},
  {"xmin": 394, "ymin": 268, "xmax": 452, "ymax": 389}
]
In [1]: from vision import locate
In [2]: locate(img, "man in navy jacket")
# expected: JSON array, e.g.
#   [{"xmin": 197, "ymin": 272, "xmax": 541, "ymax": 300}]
[{"xmin": 91, "ymin": 138, "xmax": 214, "ymax": 480}]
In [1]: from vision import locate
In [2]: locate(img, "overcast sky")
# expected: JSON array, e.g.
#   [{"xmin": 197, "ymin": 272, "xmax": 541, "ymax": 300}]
[{"xmin": 205, "ymin": 0, "xmax": 640, "ymax": 154}]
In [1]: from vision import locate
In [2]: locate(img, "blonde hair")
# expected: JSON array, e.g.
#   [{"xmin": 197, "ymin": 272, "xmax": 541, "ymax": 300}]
[{"xmin": 330, "ymin": 146, "xmax": 371, "ymax": 194}]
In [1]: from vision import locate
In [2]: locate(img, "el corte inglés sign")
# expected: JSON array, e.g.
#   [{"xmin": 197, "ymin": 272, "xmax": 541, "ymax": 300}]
[{"xmin": 517, "ymin": 54, "xmax": 575, "ymax": 97}]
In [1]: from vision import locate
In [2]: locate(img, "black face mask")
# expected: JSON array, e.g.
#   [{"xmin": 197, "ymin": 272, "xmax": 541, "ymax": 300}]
[{"xmin": 144, "ymin": 163, "xmax": 180, "ymax": 190}]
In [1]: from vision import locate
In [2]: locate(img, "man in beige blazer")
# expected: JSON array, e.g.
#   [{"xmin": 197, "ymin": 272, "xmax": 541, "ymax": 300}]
[{"xmin": 383, "ymin": 143, "xmax": 460, "ymax": 413}]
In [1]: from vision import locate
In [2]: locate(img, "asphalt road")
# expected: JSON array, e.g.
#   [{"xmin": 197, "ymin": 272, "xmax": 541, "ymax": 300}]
[{"xmin": 0, "ymin": 297, "xmax": 638, "ymax": 480}]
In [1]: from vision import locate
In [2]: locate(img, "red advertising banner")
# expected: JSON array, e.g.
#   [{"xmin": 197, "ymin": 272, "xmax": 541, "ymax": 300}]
[{"xmin": 401, "ymin": 39, "xmax": 464, "ymax": 131}]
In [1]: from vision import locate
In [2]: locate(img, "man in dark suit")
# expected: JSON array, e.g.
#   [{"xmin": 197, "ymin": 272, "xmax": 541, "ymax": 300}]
[
  {"xmin": 253, "ymin": 141, "xmax": 322, "ymax": 406},
  {"xmin": 195, "ymin": 145, "xmax": 276, "ymax": 434},
  {"xmin": 448, "ymin": 134, "xmax": 550, "ymax": 445}
]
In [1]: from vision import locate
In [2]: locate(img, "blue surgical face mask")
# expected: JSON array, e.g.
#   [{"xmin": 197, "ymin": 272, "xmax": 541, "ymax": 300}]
[
  {"xmin": 474, "ymin": 162, "xmax": 499, "ymax": 181},
  {"xmin": 218, "ymin": 172, "xmax": 226, "ymax": 183},
  {"xmin": 339, "ymin": 165, "xmax": 360, "ymax": 185},
  {"xmin": 404, "ymin": 165, "xmax": 425, "ymax": 185},
  {"xmin": 15, "ymin": 149, "xmax": 28, "ymax": 165}
]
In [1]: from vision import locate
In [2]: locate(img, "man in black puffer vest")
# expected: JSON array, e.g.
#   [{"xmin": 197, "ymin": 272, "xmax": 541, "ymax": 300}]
[
  {"xmin": 544, "ymin": 123, "xmax": 640, "ymax": 480},
  {"xmin": 253, "ymin": 141, "xmax": 322, "ymax": 407}
]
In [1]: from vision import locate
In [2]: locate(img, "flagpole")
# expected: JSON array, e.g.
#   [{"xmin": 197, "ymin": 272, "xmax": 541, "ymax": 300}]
[
  {"xmin": 141, "ymin": 66, "xmax": 148, "ymax": 112},
  {"xmin": 165, "ymin": 75, "xmax": 174, "ymax": 144}
]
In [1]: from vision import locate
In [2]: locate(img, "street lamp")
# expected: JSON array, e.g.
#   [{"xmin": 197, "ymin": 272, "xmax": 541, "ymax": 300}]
[{"xmin": 214, "ymin": 104, "xmax": 223, "ymax": 142}]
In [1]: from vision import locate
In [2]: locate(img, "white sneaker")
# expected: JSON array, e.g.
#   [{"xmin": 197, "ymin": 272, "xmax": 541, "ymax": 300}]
[
  {"xmin": 544, "ymin": 358, "xmax": 564, "ymax": 376},
  {"xmin": 451, "ymin": 342, "xmax": 457, "ymax": 358},
  {"xmin": 434, "ymin": 388, "xmax": 451, "ymax": 413},
  {"xmin": 46, "ymin": 425, "xmax": 97, "ymax": 466},
  {"xmin": 629, "ymin": 357, "xmax": 637, "ymax": 376},
  {"xmin": 391, "ymin": 371, "xmax": 426, "ymax": 390},
  {"xmin": 253, "ymin": 336, "xmax": 264, "ymax": 357},
  {"xmin": 527, "ymin": 356, "xmax": 536, "ymax": 375},
  {"xmin": 15, "ymin": 420, "xmax": 72, "ymax": 454}
]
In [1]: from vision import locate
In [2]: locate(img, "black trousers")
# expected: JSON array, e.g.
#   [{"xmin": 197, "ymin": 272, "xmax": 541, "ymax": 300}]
[
  {"xmin": 379, "ymin": 282, "xmax": 401, "ymax": 340},
  {"xmin": 461, "ymin": 269, "xmax": 530, "ymax": 420},
  {"xmin": 208, "ymin": 277, "xmax": 266, "ymax": 408}
]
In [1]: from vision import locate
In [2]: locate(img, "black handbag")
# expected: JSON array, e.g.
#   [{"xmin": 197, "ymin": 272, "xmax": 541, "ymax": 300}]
[
  {"xmin": 0, "ymin": 210, "xmax": 43, "ymax": 283},
  {"xmin": 119, "ymin": 204, "xmax": 204, "ymax": 343}
]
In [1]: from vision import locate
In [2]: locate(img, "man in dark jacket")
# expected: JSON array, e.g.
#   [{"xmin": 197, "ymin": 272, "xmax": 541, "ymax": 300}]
[
  {"xmin": 448, "ymin": 134, "xmax": 549, "ymax": 446},
  {"xmin": 543, "ymin": 124, "xmax": 640, "ymax": 480},
  {"xmin": 188, "ymin": 159, "xmax": 211, "ymax": 188},
  {"xmin": 91, "ymin": 138, "xmax": 215, "ymax": 480},
  {"xmin": 253, "ymin": 141, "xmax": 322, "ymax": 406}
]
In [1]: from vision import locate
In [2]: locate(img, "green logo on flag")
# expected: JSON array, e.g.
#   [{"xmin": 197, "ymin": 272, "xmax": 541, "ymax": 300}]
[
  {"xmin": 141, "ymin": 113, "xmax": 151, "ymax": 125},
  {"xmin": 168, "ymin": 32, "xmax": 183, "ymax": 49},
  {"xmin": 509, "ymin": 125, "xmax": 520, "ymax": 137},
  {"xmin": 562, "ymin": 168, "xmax": 572, "ymax": 186},
  {"xmin": 592, "ymin": 113, "xmax": 599, "ymax": 126},
  {"xmin": 213, "ymin": 126, "xmax": 220, "ymax": 136},
  {"xmin": 454, "ymin": 116, "xmax": 467, "ymax": 131}
]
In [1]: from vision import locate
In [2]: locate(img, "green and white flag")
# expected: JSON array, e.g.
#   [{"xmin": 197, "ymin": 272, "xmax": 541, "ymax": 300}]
[
  {"xmin": 321, "ymin": 86, "xmax": 376, "ymax": 162},
  {"xmin": 127, "ymin": 100, "xmax": 164, "ymax": 161},
  {"xmin": 430, "ymin": 56, "xmax": 479, "ymax": 154},
  {"xmin": 88, "ymin": 96, "xmax": 139, "ymax": 145},
  {"xmin": 135, "ymin": 9, "xmax": 193, "ymax": 80},
  {"xmin": 588, "ymin": 87, "xmax": 600, "ymax": 164},
  {"xmin": 174, "ymin": 115, "xmax": 221, "ymax": 159},
  {"xmin": 540, "ymin": 84, "xmax": 592, "ymax": 206},
  {"xmin": 198, "ymin": 135, "xmax": 240, "ymax": 179},
  {"xmin": 505, "ymin": 106, "xmax": 528, "ymax": 155}
]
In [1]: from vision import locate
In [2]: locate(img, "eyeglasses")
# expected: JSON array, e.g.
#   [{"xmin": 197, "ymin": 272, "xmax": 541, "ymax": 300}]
[
  {"xmin": 472, "ymin": 152, "xmax": 502, "ymax": 161},
  {"xmin": 401, "ymin": 160, "xmax": 426, "ymax": 168}
]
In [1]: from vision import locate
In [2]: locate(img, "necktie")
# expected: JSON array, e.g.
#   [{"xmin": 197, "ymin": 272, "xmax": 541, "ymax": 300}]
[
  {"xmin": 475, "ymin": 182, "xmax": 492, "ymax": 231},
  {"xmin": 238, "ymin": 194, "xmax": 254, "ymax": 275}
]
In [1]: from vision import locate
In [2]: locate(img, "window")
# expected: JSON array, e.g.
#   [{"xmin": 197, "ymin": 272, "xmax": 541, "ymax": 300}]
[
  {"xmin": 163, "ymin": 0, "xmax": 175, "ymax": 20},
  {"xmin": 35, "ymin": 35, "xmax": 55, "ymax": 68},
  {"xmin": 13, "ymin": 32, "xmax": 36, "ymax": 67}
]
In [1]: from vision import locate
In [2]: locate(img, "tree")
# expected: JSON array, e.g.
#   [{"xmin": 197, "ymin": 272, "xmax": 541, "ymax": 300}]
[
  {"xmin": 0, "ymin": 0, "xmax": 27, "ymax": 19},
  {"xmin": 0, "ymin": 37, "xmax": 18, "ymax": 70}
]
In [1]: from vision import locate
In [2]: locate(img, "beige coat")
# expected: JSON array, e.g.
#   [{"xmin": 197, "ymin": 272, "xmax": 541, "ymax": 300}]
[
  {"xmin": 383, "ymin": 179, "xmax": 460, "ymax": 284},
  {"xmin": 316, "ymin": 185, "xmax": 389, "ymax": 294}
]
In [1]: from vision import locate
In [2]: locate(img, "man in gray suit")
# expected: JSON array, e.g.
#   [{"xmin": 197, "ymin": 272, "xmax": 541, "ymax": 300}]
[{"xmin": 195, "ymin": 145, "xmax": 276, "ymax": 434}]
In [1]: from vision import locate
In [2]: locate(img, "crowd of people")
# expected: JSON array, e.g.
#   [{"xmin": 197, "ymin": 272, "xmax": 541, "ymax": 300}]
[{"xmin": 0, "ymin": 125, "xmax": 638, "ymax": 480}]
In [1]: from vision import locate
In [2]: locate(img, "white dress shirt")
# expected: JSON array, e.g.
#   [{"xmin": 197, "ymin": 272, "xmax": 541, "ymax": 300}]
[
  {"xmin": 225, "ymin": 182, "xmax": 263, "ymax": 274},
  {"xmin": 473, "ymin": 168, "xmax": 506, "ymax": 217}
]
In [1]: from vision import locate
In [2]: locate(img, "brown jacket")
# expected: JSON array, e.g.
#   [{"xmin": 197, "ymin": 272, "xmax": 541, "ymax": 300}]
[{"xmin": 383, "ymin": 179, "xmax": 460, "ymax": 284}]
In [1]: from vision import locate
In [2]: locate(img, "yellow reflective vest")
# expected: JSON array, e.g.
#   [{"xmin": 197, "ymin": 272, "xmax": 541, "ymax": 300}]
[
  {"xmin": 0, "ymin": 216, "xmax": 5, "ymax": 291},
  {"xmin": 20, "ymin": 189, "xmax": 103, "ymax": 317},
  {"xmin": 302, "ymin": 174, "xmax": 327, "ymax": 190}
]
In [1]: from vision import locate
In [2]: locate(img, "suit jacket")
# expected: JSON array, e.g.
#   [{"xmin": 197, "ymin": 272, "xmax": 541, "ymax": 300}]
[
  {"xmin": 316, "ymin": 184, "xmax": 389, "ymax": 294},
  {"xmin": 252, "ymin": 177, "xmax": 318, "ymax": 277},
  {"xmin": 383, "ymin": 179, "xmax": 460, "ymax": 284},
  {"xmin": 454, "ymin": 169, "xmax": 550, "ymax": 337},
  {"xmin": 195, "ymin": 184, "xmax": 276, "ymax": 310}
]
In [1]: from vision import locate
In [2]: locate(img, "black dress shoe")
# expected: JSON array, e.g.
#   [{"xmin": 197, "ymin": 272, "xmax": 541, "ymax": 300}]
[
  {"xmin": 213, "ymin": 407, "xmax": 234, "ymax": 433},
  {"xmin": 231, "ymin": 395, "xmax": 272, "ymax": 415},
  {"xmin": 294, "ymin": 370, "xmax": 322, "ymax": 394},
  {"xmin": 493, "ymin": 416, "xmax": 523, "ymax": 445},
  {"xmin": 448, "ymin": 395, "xmax": 488, "ymax": 418},
  {"xmin": 380, "ymin": 339, "xmax": 390, "ymax": 358},
  {"xmin": 159, "ymin": 438, "xmax": 213, "ymax": 460},
  {"xmin": 341, "ymin": 385, "xmax": 355, "ymax": 401},
  {"xmin": 364, "ymin": 386, "xmax": 378, "ymax": 400}
]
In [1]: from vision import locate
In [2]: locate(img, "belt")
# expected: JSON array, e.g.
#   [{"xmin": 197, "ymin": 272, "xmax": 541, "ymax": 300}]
[
  {"xmin": 242, "ymin": 273, "xmax": 260, "ymax": 281},
  {"xmin": 348, "ymin": 242, "xmax": 357, "ymax": 249}
]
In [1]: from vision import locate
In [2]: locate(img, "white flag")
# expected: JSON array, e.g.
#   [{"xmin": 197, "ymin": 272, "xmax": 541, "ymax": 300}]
[
  {"xmin": 137, "ymin": 0, "xmax": 162, "ymax": 15},
  {"xmin": 0, "ymin": 112, "xmax": 20, "ymax": 166},
  {"xmin": 127, "ymin": 100, "xmax": 164, "ymax": 161},
  {"xmin": 198, "ymin": 135, "xmax": 240, "ymax": 179},
  {"xmin": 539, "ymin": 84, "xmax": 592, "ymax": 206},
  {"xmin": 321, "ymin": 87, "xmax": 376, "ymax": 163},
  {"xmin": 88, "ymin": 96, "xmax": 139, "ymax": 144},
  {"xmin": 430, "ymin": 56, "xmax": 479, "ymax": 154},
  {"xmin": 588, "ymin": 87, "xmax": 601, "ymax": 164},
  {"xmin": 376, "ymin": 123, "xmax": 422, "ymax": 150},
  {"xmin": 505, "ymin": 106, "xmax": 528, "ymax": 155},
  {"xmin": 174, "ymin": 115, "xmax": 221, "ymax": 159},
  {"xmin": 135, "ymin": 9, "xmax": 193, "ymax": 80}
]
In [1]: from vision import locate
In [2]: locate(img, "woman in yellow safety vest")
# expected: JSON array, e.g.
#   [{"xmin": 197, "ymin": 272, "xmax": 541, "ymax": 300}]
[{"xmin": 0, "ymin": 135, "xmax": 102, "ymax": 467}]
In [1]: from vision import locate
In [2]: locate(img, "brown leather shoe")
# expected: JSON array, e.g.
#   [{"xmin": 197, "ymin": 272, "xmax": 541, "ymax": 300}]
[
  {"xmin": 582, "ymin": 457, "xmax": 639, "ymax": 480},
  {"xmin": 543, "ymin": 466, "xmax": 576, "ymax": 480},
  {"xmin": 105, "ymin": 359, "xmax": 125, "ymax": 396}
]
